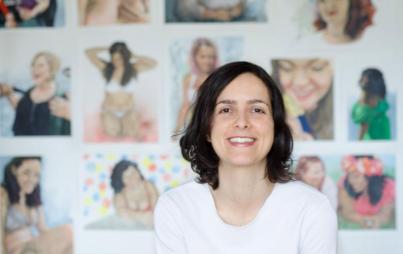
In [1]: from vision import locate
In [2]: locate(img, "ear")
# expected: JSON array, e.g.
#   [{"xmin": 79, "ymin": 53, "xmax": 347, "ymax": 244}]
[{"xmin": 206, "ymin": 134, "xmax": 211, "ymax": 142}]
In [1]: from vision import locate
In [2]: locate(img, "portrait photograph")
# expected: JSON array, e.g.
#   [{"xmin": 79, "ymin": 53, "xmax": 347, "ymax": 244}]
[
  {"xmin": 270, "ymin": 57, "xmax": 334, "ymax": 140},
  {"xmin": 0, "ymin": 0, "xmax": 65, "ymax": 28},
  {"xmin": 165, "ymin": 0, "xmax": 267, "ymax": 23},
  {"xmin": 0, "ymin": 34, "xmax": 71, "ymax": 137},
  {"xmin": 295, "ymin": 154, "xmax": 396, "ymax": 230},
  {"xmin": 80, "ymin": 152, "xmax": 192, "ymax": 231},
  {"xmin": 79, "ymin": 36, "xmax": 160, "ymax": 143},
  {"xmin": 0, "ymin": 155, "xmax": 74, "ymax": 254},
  {"xmin": 168, "ymin": 36, "xmax": 243, "ymax": 137},
  {"xmin": 78, "ymin": 0, "xmax": 150, "ymax": 26}
]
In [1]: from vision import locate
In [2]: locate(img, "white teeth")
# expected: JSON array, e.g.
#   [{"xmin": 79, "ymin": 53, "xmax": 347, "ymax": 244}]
[{"xmin": 229, "ymin": 137, "xmax": 255, "ymax": 143}]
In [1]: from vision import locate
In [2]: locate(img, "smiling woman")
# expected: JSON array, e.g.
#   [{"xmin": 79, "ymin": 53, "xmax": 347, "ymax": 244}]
[
  {"xmin": 154, "ymin": 61, "xmax": 337, "ymax": 254},
  {"xmin": 271, "ymin": 58, "xmax": 334, "ymax": 140}
]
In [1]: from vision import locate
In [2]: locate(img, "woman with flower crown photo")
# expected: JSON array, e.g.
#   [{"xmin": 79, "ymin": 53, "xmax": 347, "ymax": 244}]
[{"xmin": 338, "ymin": 155, "xmax": 395, "ymax": 229}]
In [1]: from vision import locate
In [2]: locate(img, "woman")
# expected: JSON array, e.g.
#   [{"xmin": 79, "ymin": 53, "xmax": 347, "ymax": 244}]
[
  {"xmin": 110, "ymin": 159, "xmax": 159, "ymax": 229},
  {"xmin": 339, "ymin": 155, "xmax": 395, "ymax": 229},
  {"xmin": 295, "ymin": 156, "xmax": 338, "ymax": 210},
  {"xmin": 174, "ymin": 0, "xmax": 245, "ymax": 22},
  {"xmin": 271, "ymin": 58, "xmax": 333, "ymax": 140},
  {"xmin": 174, "ymin": 38, "xmax": 218, "ymax": 133},
  {"xmin": 351, "ymin": 68, "xmax": 391, "ymax": 140},
  {"xmin": 0, "ymin": 51, "xmax": 70, "ymax": 136},
  {"xmin": 85, "ymin": 42, "xmax": 156, "ymax": 138},
  {"xmin": 314, "ymin": 0, "xmax": 375, "ymax": 44},
  {"xmin": 79, "ymin": 0, "xmax": 149, "ymax": 25},
  {"xmin": 0, "ymin": 0, "xmax": 57, "ymax": 27},
  {"xmin": 0, "ymin": 157, "xmax": 72, "ymax": 254},
  {"xmin": 155, "ymin": 62, "xmax": 336, "ymax": 253}
]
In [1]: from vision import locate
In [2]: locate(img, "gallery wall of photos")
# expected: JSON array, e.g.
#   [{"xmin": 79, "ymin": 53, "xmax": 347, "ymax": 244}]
[{"xmin": 0, "ymin": 0, "xmax": 402, "ymax": 253}]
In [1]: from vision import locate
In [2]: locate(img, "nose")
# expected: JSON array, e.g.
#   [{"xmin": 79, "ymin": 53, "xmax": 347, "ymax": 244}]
[
  {"xmin": 293, "ymin": 70, "xmax": 310, "ymax": 88},
  {"xmin": 234, "ymin": 111, "xmax": 249, "ymax": 129}
]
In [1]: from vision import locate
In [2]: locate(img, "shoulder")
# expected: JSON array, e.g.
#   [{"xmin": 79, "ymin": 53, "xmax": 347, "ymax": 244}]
[
  {"xmin": 155, "ymin": 179, "xmax": 207, "ymax": 213},
  {"xmin": 158, "ymin": 179, "xmax": 205, "ymax": 203},
  {"xmin": 0, "ymin": 186, "xmax": 8, "ymax": 206},
  {"xmin": 182, "ymin": 73, "xmax": 193, "ymax": 87},
  {"xmin": 275, "ymin": 180, "xmax": 333, "ymax": 209}
]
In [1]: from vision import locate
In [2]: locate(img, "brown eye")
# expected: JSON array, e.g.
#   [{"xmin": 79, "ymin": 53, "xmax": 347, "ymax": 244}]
[
  {"xmin": 252, "ymin": 107, "xmax": 265, "ymax": 114},
  {"xmin": 219, "ymin": 107, "xmax": 231, "ymax": 114}
]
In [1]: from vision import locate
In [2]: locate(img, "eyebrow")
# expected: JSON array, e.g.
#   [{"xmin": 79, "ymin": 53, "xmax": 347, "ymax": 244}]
[{"xmin": 216, "ymin": 99, "xmax": 270, "ymax": 107}]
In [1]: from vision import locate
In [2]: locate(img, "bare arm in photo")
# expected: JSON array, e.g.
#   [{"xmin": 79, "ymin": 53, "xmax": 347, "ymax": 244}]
[
  {"xmin": 0, "ymin": 83, "xmax": 21, "ymax": 109},
  {"xmin": 131, "ymin": 52, "xmax": 157, "ymax": 73},
  {"xmin": 175, "ymin": 74, "xmax": 192, "ymax": 134},
  {"xmin": 85, "ymin": 47, "xmax": 108, "ymax": 72},
  {"xmin": 119, "ymin": 0, "xmax": 150, "ymax": 23},
  {"xmin": 338, "ymin": 187, "xmax": 363, "ymax": 225},
  {"xmin": 18, "ymin": 0, "xmax": 50, "ymax": 21},
  {"xmin": 49, "ymin": 92, "xmax": 71, "ymax": 120},
  {"xmin": 78, "ymin": 0, "xmax": 89, "ymax": 25},
  {"xmin": 0, "ymin": 187, "xmax": 8, "ymax": 254},
  {"xmin": 176, "ymin": 0, "xmax": 240, "ymax": 21}
]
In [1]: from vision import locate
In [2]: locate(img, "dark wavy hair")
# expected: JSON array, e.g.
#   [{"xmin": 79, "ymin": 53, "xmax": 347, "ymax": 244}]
[
  {"xmin": 103, "ymin": 42, "xmax": 137, "ymax": 86},
  {"xmin": 314, "ymin": 0, "xmax": 376, "ymax": 40},
  {"xmin": 110, "ymin": 160, "xmax": 144, "ymax": 193},
  {"xmin": 2, "ymin": 157, "xmax": 42, "ymax": 207},
  {"xmin": 179, "ymin": 61, "xmax": 294, "ymax": 189},
  {"xmin": 360, "ymin": 68, "xmax": 387, "ymax": 102},
  {"xmin": 344, "ymin": 175, "xmax": 386, "ymax": 205},
  {"xmin": 343, "ymin": 155, "xmax": 386, "ymax": 206}
]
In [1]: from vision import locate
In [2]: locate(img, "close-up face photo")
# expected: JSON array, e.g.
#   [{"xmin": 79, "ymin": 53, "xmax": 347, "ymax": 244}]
[
  {"xmin": 194, "ymin": 44, "xmax": 217, "ymax": 74},
  {"xmin": 122, "ymin": 165, "xmax": 143, "ymax": 188},
  {"xmin": 317, "ymin": 0, "xmax": 350, "ymax": 28},
  {"xmin": 31, "ymin": 55, "xmax": 53, "ymax": 85},
  {"xmin": 277, "ymin": 58, "xmax": 333, "ymax": 111},
  {"xmin": 301, "ymin": 161, "xmax": 325, "ymax": 189},
  {"xmin": 210, "ymin": 73, "xmax": 274, "ymax": 168},
  {"xmin": 13, "ymin": 158, "xmax": 41, "ymax": 194}
]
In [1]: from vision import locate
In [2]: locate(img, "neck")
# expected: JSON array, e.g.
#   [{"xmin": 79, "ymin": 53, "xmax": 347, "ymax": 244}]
[
  {"xmin": 36, "ymin": 80, "xmax": 55, "ymax": 91},
  {"xmin": 19, "ymin": 191, "xmax": 26, "ymax": 206},
  {"xmin": 215, "ymin": 162, "xmax": 273, "ymax": 206},
  {"xmin": 324, "ymin": 23, "xmax": 351, "ymax": 43}
]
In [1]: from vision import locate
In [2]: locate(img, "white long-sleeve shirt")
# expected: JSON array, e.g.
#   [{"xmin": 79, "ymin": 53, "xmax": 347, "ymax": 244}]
[{"xmin": 154, "ymin": 180, "xmax": 337, "ymax": 254}]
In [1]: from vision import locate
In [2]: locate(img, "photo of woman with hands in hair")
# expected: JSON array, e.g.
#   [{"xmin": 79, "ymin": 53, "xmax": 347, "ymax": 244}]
[
  {"xmin": 85, "ymin": 42, "xmax": 157, "ymax": 140},
  {"xmin": 0, "ymin": 157, "xmax": 72, "ymax": 254},
  {"xmin": 155, "ymin": 61, "xmax": 336, "ymax": 253},
  {"xmin": 0, "ymin": 51, "xmax": 70, "ymax": 136},
  {"xmin": 271, "ymin": 58, "xmax": 333, "ymax": 140},
  {"xmin": 313, "ymin": 0, "xmax": 375, "ymax": 44},
  {"xmin": 78, "ymin": 0, "xmax": 150, "ymax": 25}
]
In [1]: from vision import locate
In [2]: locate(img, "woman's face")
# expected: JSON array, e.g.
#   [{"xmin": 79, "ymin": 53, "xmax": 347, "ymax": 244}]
[
  {"xmin": 348, "ymin": 171, "xmax": 368, "ymax": 193},
  {"xmin": 111, "ymin": 52, "xmax": 124, "ymax": 68},
  {"xmin": 31, "ymin": 55, "xmax": 53, "ymax": 86},
  {"xmin": 317, "ymin": 0, "xmax": 350, "ymax": 28},
  {"xmin": 277, "ymin": 58, "xmax": 333, "ymax": 111},
  {"xmin": 301, "ymin": 161, "xmax": 325, "ymax": 190},
  {"xmin": 210, "ymin": 73, "xmax": 274, "ymax": 169},
  {"xmin": 194, "ymin": 44, "xmax": 217, "ymax": 75},
  {"xmin": 122, "ymin": 166, "xmax": 142, "ymax": 189},
  {"xmin": 13, "ymin": 159, "xmax": 41, "ymax": 195}
]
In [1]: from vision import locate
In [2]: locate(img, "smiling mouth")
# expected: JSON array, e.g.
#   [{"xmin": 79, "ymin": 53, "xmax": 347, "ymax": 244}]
[
  {"xmin": 294, "ymin": 90, "xmax": 314, "ymax": 101},
  {"xmin": 228, "ymin": 137, "xmax": 256, "ymax": 143}
]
